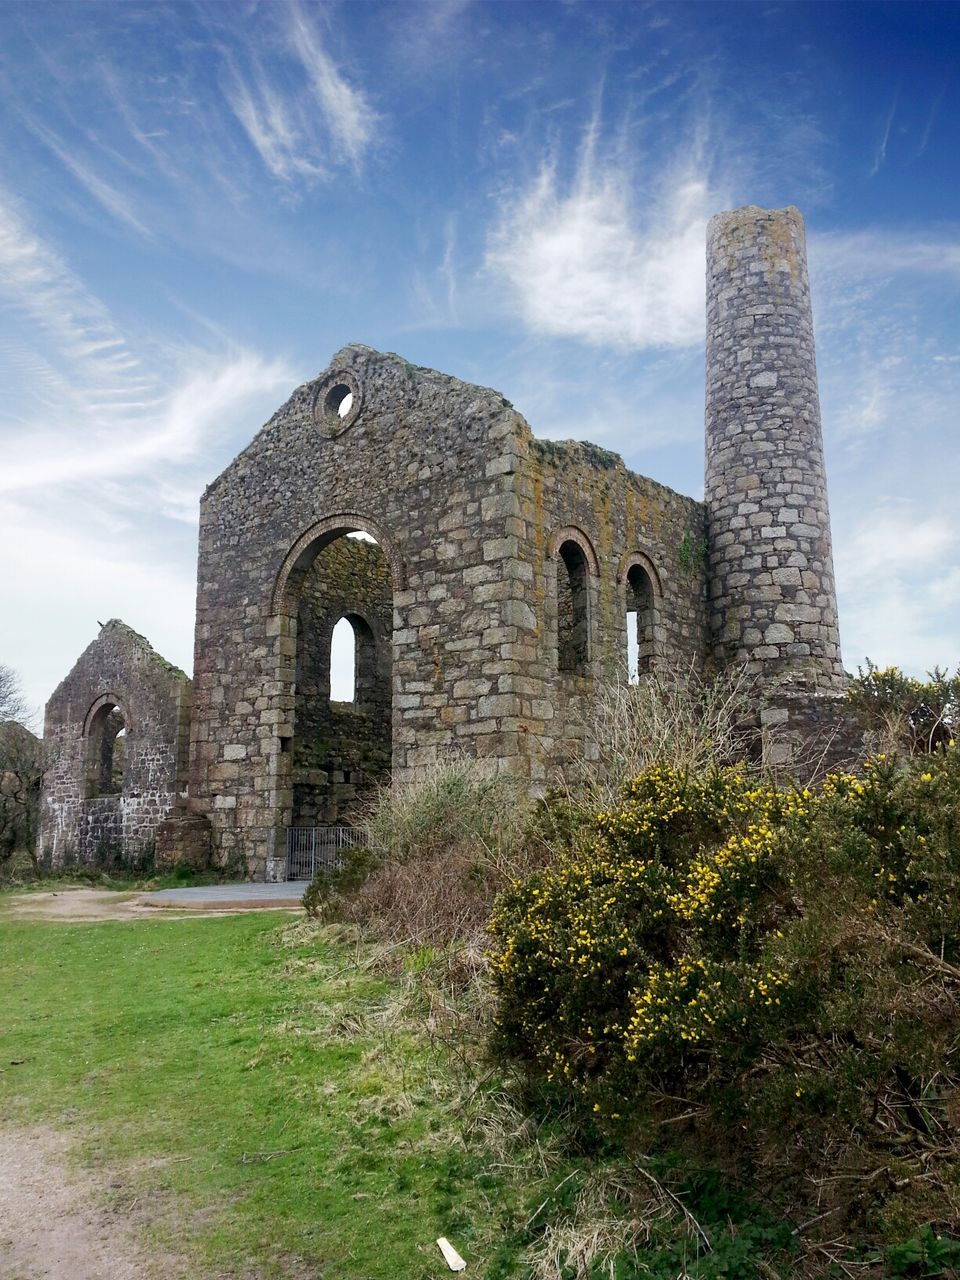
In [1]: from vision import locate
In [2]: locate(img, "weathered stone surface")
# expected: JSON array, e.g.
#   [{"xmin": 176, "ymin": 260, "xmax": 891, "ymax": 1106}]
[
  {"xmin": 156, "ymin": 813, "xmax": 212, "ymax": 870},
  {"xmin": 704, "ymin": 206, "xmax": 845, "ymax": 695},
  {"xmin": 188, "ymin": 345, "xmax": 709, "ymax": 878},
  {"xmin": 39, "ymin": 621, "xmax": 191, "ymax": 866}
]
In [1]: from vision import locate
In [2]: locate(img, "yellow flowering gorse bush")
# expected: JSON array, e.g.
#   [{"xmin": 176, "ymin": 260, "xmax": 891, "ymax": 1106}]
[
  {"xmin": 489, "ymin": 746, "xmax": 960, "ymax": 1141},
  {"xmin": 488, "ymin": 765, "xmax": 801, "ymax": 1101}
]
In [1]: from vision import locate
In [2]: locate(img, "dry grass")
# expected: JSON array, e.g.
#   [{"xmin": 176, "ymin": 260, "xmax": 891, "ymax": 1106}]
[
  {"xmin": 522, "ymin": 1160, "xmax": 704, "ymax": 1280},
  {"xmin": 340, "ymin": 756, "xmax": 545, "ymax": 946},
  {"xmin": 563, "ymin": 659, "xmax": 757, "ymax": 810}
]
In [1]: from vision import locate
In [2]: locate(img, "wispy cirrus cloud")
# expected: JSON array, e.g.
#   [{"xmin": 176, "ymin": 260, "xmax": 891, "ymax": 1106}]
[
  {"xmin": 22, "ymin": 117, "xmax": 152, "ymax": 238},
  {"xmin": 485, "ymin": 120, "xmax": 721, "ymax": 350},
  {"xmin": 0, "ymin": 194, "xmax": 297, "ymax": 710},
  {"xmin": 224, "ymin": 56, "xmax": 331, "ymax": 184},
  {"xmin": 869, "ymin": 88, "xmax": 900, "ymax": 177},
  {"xmin": 813, "ymin": 227, "xmax": 960, "ymax": 283},
  {"xmin": 0, "ymin": 191, "xmax": 286, "ymax": 500},
  {"xmin": 0, "ymin": 196, "xmax": 152, "ymax": 397},
  {"xmin": 286, "ymin": 1, "xmax": 380, "ymax": 168},
  {"xmin": 223, "ymin": 0, "xmax": 382, "ymax": 184}
]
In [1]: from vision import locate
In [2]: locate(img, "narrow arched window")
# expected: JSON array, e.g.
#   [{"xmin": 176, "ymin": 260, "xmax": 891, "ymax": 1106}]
[
  {"xmin": 557, "ymin": 540, "xmax": 589, "ymax": 674},
  {"xmin": 329, "ymin": 617, "xmax": 357, "ymax": 703},
  {"xmin": 329, "ymin": 613, "xmax": 378, "ymax": 705},
  {"xmin": 626, "ymin": 563, "xmax": 656, "ymax": 681},
  {"xmin": 86, "ymin": 703, "xmax": 126, "ymax": 797}
]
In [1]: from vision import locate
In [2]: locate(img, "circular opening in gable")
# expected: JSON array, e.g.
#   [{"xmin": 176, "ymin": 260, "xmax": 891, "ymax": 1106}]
[
  {"xmin": 326, "ymin": 384, "xmax": 353, "ymax": 419},
  {"xmin": 314, "ymin": 370, "xmax": 362, "ymax": 435}
]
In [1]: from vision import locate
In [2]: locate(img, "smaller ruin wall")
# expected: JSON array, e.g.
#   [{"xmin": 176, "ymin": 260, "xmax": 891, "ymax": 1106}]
[{"xmin": 39, "ymin": 620, "xmax": 191, "ymax": 866}]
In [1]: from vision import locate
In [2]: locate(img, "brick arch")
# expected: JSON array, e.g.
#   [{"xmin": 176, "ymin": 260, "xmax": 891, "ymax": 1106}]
[
  {"xmin": 270, "ymin": 512, "xmax": 407, "ymax": 616},
  {"xmin": 617, "ymin": 550, "xmax": 663, "ymax": 596},
  {"xmin": 546, "ymin": 525, "xmax": 600, "ymax": 576},
  {"xmin": 82, "ymin": 692, "xmax": 130, "ymax": 738}
]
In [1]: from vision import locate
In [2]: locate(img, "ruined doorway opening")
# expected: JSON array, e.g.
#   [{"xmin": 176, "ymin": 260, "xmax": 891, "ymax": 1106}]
[
  {"xmin": 85, "ymin": 702, "xmax": 126, "ymax": 798},
  {"xmin": 626, "ymin": 563, "xmax": 657, "ymax": 681},
  {"xmin": 289, "ymin": 533, "xmax": 393, "ymax": 831}
]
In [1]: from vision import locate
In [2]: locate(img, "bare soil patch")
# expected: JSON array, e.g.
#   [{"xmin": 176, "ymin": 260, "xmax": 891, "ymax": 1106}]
[
  {"xmin": 0, "ymin": 889, "xmax": 152, "ymax": 923},
  {"xmin": 0, "ymin": 888, "xmax": 298, "ymax": 923},
  {"xmin": 0, "ymin": 1126, "xmax": 186, "ymax": 1280}
]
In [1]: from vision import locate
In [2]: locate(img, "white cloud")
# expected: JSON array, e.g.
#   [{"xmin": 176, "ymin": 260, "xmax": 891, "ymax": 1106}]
[
  {"xmin": 225, "ymin": 57, "xmax": 330, "ymax": 184},
  {"xmin": 0, "ymin": 199, "xmax": 296, "ymax": 716},
  {"xmin": 869, "ymin": 89, "xmax": 899, "ymax": 177},
  {"xmin": 834, "ymin": 504, "xmax": 960, "ymax": 676},
  {"xmin": 486, "ymin": 133, "xmax": 717, "ymax": 350},
  {"xmin": 0, "ymin": 196, "xmax": 145, "ymax": 390},
  {"xmin": 287, "ymin": 1, "xmax": 380, "ymax": 168},
  {"xmin": 813, "ymin": 228, "xmax": 960, "ymax": 286},
  {"xmin": 0, "ymin": 347, "xmax": 293, "ymax": 493},
  {"xmin": 0, "ymin": 193, "xmax": 293, "ymax": 493},
  {"xmin": 224, "ymin": 1, "xmax": 381, "ymax": 183},
  {"xmin": 23, "ymin": 118, "xmax": 152, "ymax": 238}
]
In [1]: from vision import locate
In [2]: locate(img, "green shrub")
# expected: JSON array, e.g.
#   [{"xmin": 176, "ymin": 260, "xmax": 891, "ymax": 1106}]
[
  {"xmin": 302, "ymin": 843, "xmax": 378, "ymax": 920},
  {"xmin": 848, "ymin": 658, "xmax": 959, "ymax": 754},
  {"xmin": 488, "ymin": 746, "xmax": 960, "ymax": 1250},
  {"xmin": 314, "ymin": 757, "xmax": 540, "ymax": 945}
]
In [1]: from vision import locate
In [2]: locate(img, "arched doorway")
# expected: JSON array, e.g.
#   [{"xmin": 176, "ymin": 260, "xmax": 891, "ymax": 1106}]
[{"xmin": 271, "ymin": 516, "xmax": 400, "ymax": 877}]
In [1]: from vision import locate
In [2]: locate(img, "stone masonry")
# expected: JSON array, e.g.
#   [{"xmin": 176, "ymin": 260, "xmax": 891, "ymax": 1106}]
[
  {"xmin": 39, "ymin": 204, "xmax": 853, "ymax": 877},
  {"xmin": 704, "ymin": 206, "xmax": 849, "ymax": 765},
  {"xmin": 293, "ymin": 536, "xmax": 393, "ymax": 825},
  {"xmin": 187, "ymin": 348, "xmax": 710, "ymax": 879},
  {"xmin": 39, "ymin": 621, "xmax": 192, "ymax": 865}
]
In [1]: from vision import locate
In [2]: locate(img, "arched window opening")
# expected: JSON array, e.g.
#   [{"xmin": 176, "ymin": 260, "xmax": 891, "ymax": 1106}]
[
  {"xmin": 558, "ymin": 540, "xmax": 589, "ymax": 675},
  {"xmin": 626, "ymin": 563, "xmax": 656, "ymax": 681},
  {"xmin": 328, "ymin": 613, "xmax": 378, "ymax": 706},
  {"xmin": 329, "ymin": 617, "xmax": 356, "ymax": 703},
  {"xmin": 86, "ymin": 703, "xmax": 126, "ymax": 798}
]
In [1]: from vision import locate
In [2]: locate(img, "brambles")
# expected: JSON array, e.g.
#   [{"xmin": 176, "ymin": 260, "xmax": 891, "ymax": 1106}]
[{"xmin": 315, "ymin": 757, "xmax": 540, "ymax": 945}]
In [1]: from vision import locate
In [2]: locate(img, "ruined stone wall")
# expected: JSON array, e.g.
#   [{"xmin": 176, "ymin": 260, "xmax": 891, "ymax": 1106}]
[
  {"xmin": 293, "ymin": 536, "xmax": 392, "ymax": 824},
  {"xmin": 189, "ymin": 345, "xmax": 715, "ymax": 878},
  {"xmin": 189, "ymin": 345, "xmax": 536, "ymax": 880},
  {"xmin": 39, "ymin": 620, "xmax": 191, "ymax": 865},
  {"xmin": 704, "ymin": 205, "xmax": 845, "ymax": 695},
  {"xmin": 510, "ymin": 438, "xmax": 711, "ymax": 779}
]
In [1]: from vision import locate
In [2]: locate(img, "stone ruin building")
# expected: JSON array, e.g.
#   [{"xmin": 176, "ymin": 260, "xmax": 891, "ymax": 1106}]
[{"xmin": 38, "ymin": 204, "xmax": 853, "ymax": 881}]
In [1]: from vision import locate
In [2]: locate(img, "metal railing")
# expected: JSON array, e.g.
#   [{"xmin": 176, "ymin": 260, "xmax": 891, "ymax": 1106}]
[{"xmin": 284, "ymin": 825, "xmax": 368, "ymax": 881}]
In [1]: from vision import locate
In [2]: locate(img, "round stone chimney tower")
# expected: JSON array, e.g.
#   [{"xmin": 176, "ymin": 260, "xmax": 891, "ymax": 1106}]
[{"xmin": 704, "ymin": 205, "xmax": 845, "ymax": 696}]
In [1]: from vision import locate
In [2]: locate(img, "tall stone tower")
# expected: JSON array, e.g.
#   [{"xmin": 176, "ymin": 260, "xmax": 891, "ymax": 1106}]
[
  {"xmin": 705, "ymin": 205, "xmax": 845, "ymax": 709},
  {"xmin": 704, "ymin": 205, "xmax": 850, "ymax": 767}
]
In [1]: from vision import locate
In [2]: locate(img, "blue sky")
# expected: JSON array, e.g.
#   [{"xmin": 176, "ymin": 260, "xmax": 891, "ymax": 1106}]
[{"xmin": 0, "ymin": 0, "xmax": 957, "ymax": 722}]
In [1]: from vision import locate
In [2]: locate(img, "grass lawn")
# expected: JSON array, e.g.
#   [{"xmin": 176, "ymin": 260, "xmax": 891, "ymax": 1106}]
[{"xmin": 0, "ymin": 908, "xmax": 543, "ymax": 1278}]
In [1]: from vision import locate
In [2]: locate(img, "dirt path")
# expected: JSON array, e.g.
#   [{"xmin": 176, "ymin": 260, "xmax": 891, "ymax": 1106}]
[
  {"xmin": 0, "ymin": 890, "xmax": 152, "ymax": 923},
  {"xmin": 0, "ymin": 887, "xmax": 300, "ymax": 923},
  {"xmin": 0, "ymin": 1127, "xmax": 184, "ymax": 1280}
]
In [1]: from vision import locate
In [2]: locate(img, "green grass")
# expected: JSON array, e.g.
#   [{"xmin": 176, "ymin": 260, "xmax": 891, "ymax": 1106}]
[
  {"xmin": 0, "ymin": 911, "xmax": 534, "ymax": 1278},
  {"xmin": 0, "ymin": 907, "xmax": 814, "ymax": 1279}
]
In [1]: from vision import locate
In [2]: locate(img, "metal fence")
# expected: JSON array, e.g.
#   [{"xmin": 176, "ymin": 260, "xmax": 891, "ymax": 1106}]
[{"xmin": 284, "ymin": 825, "xmax": 368, "ymax": 881}]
